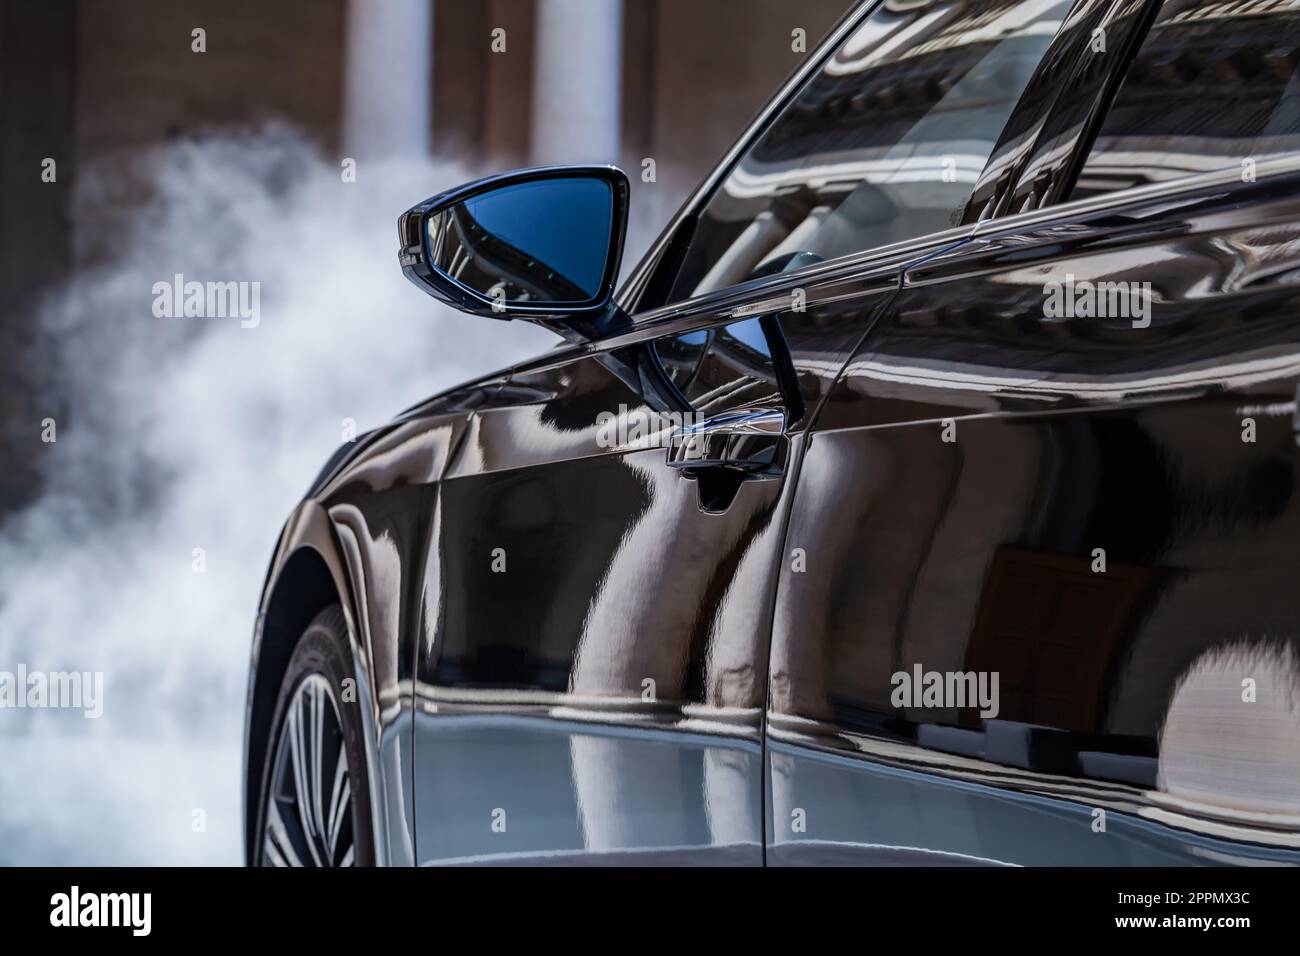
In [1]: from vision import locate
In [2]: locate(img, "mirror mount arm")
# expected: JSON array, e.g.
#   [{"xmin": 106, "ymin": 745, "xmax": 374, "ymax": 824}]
[{"xmin": 543, "ymin": 300, "xmax": 634, "ymax": 345}]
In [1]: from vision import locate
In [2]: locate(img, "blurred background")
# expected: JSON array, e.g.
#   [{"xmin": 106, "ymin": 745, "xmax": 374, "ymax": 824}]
[{"xmin": 0, "ymin": 0, "xmax": 848, "ymax": 863}]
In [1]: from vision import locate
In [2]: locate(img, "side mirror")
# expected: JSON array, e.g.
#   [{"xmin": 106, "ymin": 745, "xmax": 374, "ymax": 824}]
[{"xmin": 399, "ymin": 165, "xmax": 630, "ymax": 335}]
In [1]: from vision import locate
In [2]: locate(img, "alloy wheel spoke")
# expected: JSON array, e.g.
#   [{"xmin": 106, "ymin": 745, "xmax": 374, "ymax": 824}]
[
  {"xmin": 265, "ymin": 797, "xmax": 304, "ymax": 867},
  {"xmin": 291, "ymin": 692, "xmax": 325, "ymax": 866},
  {"xmin": 266, "ymin": 673, "xmax": 352, "ymax": 867},
  {"xmin": 327, "ymin": 741, "xmax": 351, "ymax": 859}
]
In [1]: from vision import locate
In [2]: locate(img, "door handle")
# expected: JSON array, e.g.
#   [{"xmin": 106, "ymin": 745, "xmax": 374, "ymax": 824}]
[{"xmin": 666, "ymin": 407, "xmax": 787, "ymax": 479}]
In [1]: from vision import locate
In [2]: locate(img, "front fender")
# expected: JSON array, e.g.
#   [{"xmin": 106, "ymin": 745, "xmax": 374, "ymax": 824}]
[{"xmin": 242, "ymin": 498, "xmax": 410, "ymax": 866}]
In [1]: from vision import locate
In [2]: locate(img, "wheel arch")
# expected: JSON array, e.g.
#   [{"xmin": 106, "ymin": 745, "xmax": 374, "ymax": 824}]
[{"xmin": 243, "ymin": 500, "xmax": 379, "ymax": 864}]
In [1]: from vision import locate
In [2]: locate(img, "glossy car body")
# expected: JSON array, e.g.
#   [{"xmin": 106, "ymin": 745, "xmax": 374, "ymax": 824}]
[{"xmin": 245, "ymin": 0, "xmax": 1300, "ymax": 865}]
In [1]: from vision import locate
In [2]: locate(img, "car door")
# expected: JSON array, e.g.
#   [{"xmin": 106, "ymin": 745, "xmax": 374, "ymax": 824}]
[
  {"xmin": 412, "ymin": 323, "xmax": 807, "ymax": 865},
  {"xmin": 410, "ymin": 0, "xmax": 1078, "ymax": 866},
  {"xmin": 767, "ymin": 0, "xmax": 1300, "ymax": 865}
]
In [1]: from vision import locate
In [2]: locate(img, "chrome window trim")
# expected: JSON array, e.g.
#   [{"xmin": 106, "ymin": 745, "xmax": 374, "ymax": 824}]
[
  {"xmin": 628, "ymin": 220, "xmax": 976, "ymax": 328},
  {"xmin": 505, "ymin": 220, "xmax": 977, "ymax": 382},
  {"xmin": 970, "ymin": 153, "xmax": 1300, "ymax": 239}
]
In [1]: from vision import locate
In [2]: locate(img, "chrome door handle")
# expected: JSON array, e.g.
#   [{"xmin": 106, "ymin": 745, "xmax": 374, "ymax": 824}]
[{"xmin": 666, "ymin": 407, "xmax": 787, "ymax": 478}]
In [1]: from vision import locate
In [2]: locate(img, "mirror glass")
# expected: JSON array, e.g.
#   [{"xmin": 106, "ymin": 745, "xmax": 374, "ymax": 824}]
[{"xmin": 425, "ymin": 177, "xmax": 614, "ymax": 306}]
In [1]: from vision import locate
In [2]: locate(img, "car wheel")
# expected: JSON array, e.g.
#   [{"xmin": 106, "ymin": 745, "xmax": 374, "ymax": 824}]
[{"xmin": 255, "ymin": 605, "xmax": 375, "ymax": 866}]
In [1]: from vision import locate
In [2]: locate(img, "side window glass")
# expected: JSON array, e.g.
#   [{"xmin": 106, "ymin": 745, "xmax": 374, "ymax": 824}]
[
  {"xmin": 655, "ymin": 316, "xmax": 804, "ymax": 420},
  {"xmin": 661, "ymin": 0, "xmax": 1072, "ymax": 304},
  {"xmin": 1071, "ymin": 0, "xmax": 1300, "ymax": 200},
  {"xmin": 654, "ymin": 328, "xmax": 712, "ymax": 396}
]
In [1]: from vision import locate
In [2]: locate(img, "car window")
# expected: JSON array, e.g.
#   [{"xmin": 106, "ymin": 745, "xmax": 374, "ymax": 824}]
[
  {"xmin": 656, "ymin": 317, "xmax": 784, "ymax": 415},
  {"xmin": 658, "ymin": 0, "xmax": 1074, "ymax": 305},
  {"xmin": 1070, "ymin": 0, "xmax": 1300, "ymax": 200},
  {"xmin": 654, "ymin": 314, "xmax": 815, "ymax": 427}
]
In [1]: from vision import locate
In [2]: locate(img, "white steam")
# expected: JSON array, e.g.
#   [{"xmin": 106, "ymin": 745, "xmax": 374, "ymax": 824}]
[{"xmin": 0, "ymin": 130, "xmax": 551, "ymax": 863}]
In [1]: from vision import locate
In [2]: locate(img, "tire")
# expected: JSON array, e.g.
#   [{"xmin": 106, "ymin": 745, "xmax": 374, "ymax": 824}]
[{"xmin": 254, "ymin": 606, "xmax": 376, "ymax": 866}]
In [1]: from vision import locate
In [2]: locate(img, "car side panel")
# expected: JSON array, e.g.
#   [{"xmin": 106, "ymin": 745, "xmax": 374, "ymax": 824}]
[
  {"xmin": 413, "ymin": 351, "xmax": 783, "ymax": 864},
  {"xmin": 767, "ymin": 172, "xmax": 1300, "ymax": 865}
]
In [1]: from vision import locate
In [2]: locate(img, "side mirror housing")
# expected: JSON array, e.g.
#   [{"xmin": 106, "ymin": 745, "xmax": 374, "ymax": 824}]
[{"xmin": 399, "ymin": 165, "xmax": 630, "ymax": 337}]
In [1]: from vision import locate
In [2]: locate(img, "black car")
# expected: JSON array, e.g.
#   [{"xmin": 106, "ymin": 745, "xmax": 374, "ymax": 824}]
[{"xmin": 245, "ymin": 0, "xmax": 1300, "ymax": 866}]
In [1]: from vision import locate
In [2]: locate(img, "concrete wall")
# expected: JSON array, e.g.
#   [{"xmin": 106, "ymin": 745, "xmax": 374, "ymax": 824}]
[
  {"xmin": 74, "ymin": 0, "xmax": 346, "ymax": 162},
  {"xmin": 0, "ymin": 1, "xmax": 78, "ymax": 515}
]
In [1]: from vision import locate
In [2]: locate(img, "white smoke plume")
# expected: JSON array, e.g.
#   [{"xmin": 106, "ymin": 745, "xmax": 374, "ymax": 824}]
[{"xmin": 0, "ymin": 129, "xmax": 552, "ymax": 863}]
